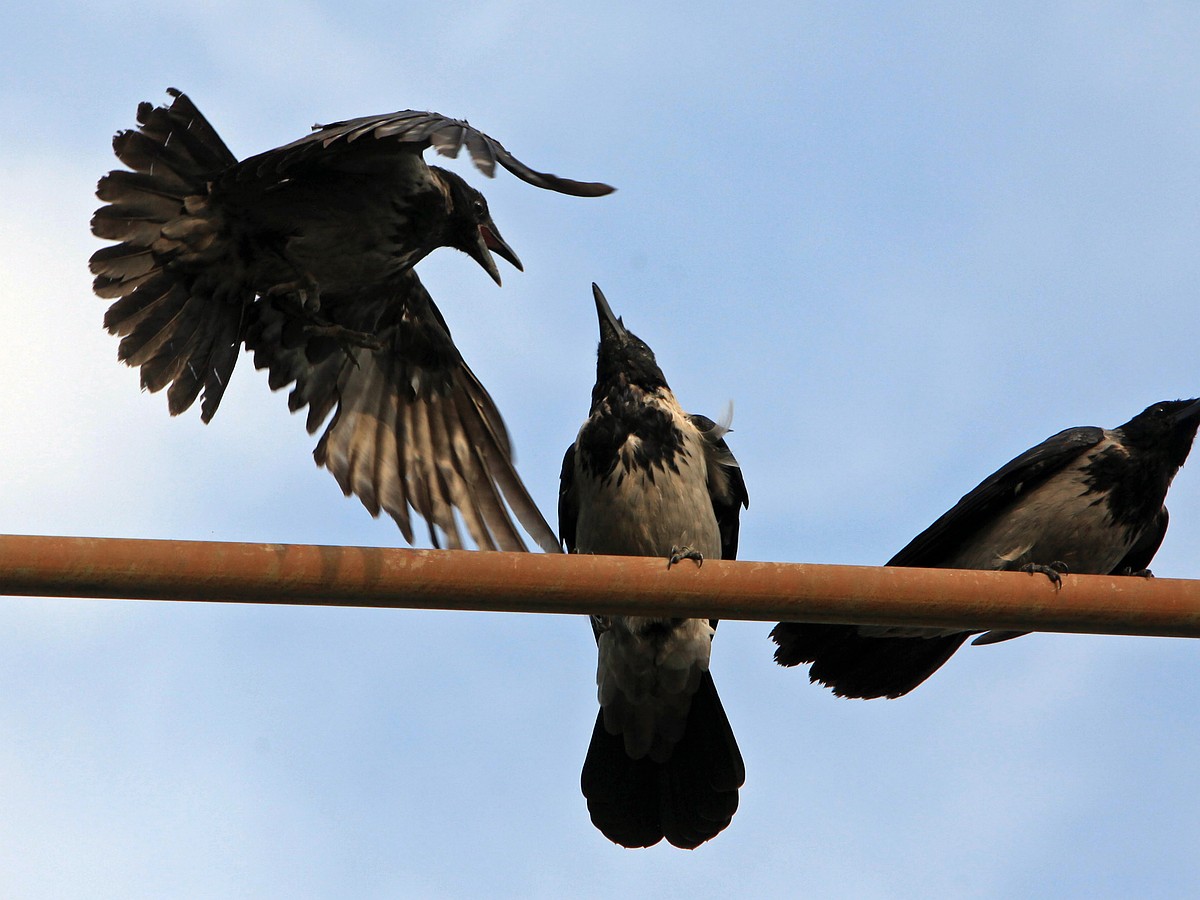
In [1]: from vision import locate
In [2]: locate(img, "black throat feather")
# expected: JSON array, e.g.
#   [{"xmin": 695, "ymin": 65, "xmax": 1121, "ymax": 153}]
[{"xmin": 577, "ymin": 383, "xmax": 685, "ymax": 484}]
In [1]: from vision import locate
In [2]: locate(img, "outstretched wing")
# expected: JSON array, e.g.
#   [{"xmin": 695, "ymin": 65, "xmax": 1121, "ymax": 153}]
[
  {"xmin": 889, "ymin": 425, "xmax": 1107, "ymax": 568},
  {"xmin": 230, "ymin": 108, "xmax": 614, "ymax": 197},
  {"xmin": 246, "ymin": 271, "xmax": 559, "ymax": 553}
]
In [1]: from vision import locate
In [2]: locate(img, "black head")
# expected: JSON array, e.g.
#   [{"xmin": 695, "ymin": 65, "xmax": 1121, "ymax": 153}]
[
  {"xmin": 591, "ymin": 283, "xmax": 669, "ymax": 404},
  {"xmin": 1118, "ymin": 398, "xmax": 1200, "ymax": 469},
  {"xmin": 437, "ymin": 167, "xmax": 523, "ymax": 285}
]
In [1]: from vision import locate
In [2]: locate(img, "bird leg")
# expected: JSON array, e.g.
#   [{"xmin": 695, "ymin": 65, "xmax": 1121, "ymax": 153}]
[
  {"xmin": 1119, "ymin": 567, "xmax": 1155, "ymax": 578},
  {"xmin": 267, "ymin": 293, "xmax": 386, "ymax": 357},
  {"xmin": 265, "ymin": 271, "xmax": 322, "ymax": 312},
  {"xmin": 301, "ymin": 321, "xmax": 386, "ymax": 354},
  {"xmin": 667, "ymin": 545, "xmax": 704, "ymax": 569},
  {"xmin": 1020, "ymin": 560, "xmax": 1069, "ymax": 588}
]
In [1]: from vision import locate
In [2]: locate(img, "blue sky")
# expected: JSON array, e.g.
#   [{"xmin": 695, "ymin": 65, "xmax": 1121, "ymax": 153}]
[{"xmin": 2, "ymin": 3, "xmax": 1200, "ymax": 897}]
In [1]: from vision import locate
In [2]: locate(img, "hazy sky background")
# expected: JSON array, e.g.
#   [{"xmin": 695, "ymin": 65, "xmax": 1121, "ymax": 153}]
[{"xmin": 2, "ymin": 3, "xmax": 1200, "ymax": 897}]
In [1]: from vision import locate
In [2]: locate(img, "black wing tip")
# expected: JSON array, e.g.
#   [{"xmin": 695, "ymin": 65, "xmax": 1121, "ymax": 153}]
[
  {"xmin": 536, "ymin": 177, "xmax": 616, "ymax": 198},
  {"xmin": 567, "ymin": 180, "xmax": 616, "ymax": 197}
]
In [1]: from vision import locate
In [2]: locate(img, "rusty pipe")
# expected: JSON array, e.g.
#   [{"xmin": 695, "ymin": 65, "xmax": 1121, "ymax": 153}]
[{"xmin": 1, "ymin": 533, "xmax": 1199, "ymax": 637}]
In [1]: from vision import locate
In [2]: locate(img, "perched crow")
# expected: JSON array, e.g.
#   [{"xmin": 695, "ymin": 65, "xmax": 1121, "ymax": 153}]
[
  {"xmin": 559, "ymin": 284, "xmax": 748, "ymax": 849},
  {"xmin": 90, "ymin": 88, "xmax": 612, "ymax": 550},
  {"xmin": 772, "ymin": 398, "xmax": 1200, "ymax": 699}
]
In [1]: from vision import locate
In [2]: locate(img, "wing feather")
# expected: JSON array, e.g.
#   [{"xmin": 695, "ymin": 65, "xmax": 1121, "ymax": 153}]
[
  {"xmin": 248, "ymin": 272, "xmax": 556, "ymax": 551},
  {"xmin": 230, "ymin": 109, "xmax": 613, "ymax": 197},
  {"xmin": 889, "ymin": 426, "xmax": 1107, "ymax": 567}
]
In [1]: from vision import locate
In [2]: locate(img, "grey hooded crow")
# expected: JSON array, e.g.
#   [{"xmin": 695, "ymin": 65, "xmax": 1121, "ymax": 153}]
[
  {"xmin": 559, "ymin": 284, "xmax": 748, "ymax": 848},
  {"xmin": 772, "ymin": 398, "xmax": 1200, "ymax": 699}
]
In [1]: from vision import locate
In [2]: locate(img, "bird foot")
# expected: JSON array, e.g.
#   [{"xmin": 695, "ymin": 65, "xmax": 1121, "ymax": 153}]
[
  {"xmin": 302, "ymin": 323, "xmax": 385, "ymax": 354},
  {"xmin": 1120, "ymin": 567, "xmax": 1155, "ymax": 578},
  {"xmin": 667, "ymin": 546, "xmax": 704, "ymax": 569},
  {"xmin": 1021, "ymin": 560, "xmax": 1069, "ymax": 589},
  {"xmin": 266, "ymin": 275, "xmax": 322, "ymax": 312}
]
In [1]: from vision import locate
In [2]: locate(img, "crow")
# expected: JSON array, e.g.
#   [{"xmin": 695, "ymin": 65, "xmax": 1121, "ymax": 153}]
[
  {"xmin": 559, "ymin": 284, "xmax": 748, "ymax": 848},
  {"xmin": 772, "ymin": 398, "xmax": 1200, "ymax": 699},
  {"xmin": 90, "ymin": 88, "xmax": 612, "ymax": 550}
]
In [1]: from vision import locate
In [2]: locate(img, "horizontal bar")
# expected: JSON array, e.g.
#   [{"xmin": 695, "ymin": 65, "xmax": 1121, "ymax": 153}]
[{"xmin": 1, "ymin": 533, "xmax": 1198, "ymax": 638}]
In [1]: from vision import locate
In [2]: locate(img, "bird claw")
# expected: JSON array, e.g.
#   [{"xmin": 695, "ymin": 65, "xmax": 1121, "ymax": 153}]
[
  {"xmin": 667, "ymin": 545, "xmax": 704, "ymax": 569},
  {"xmin": 302, "ymin": 323, "xmax": 386, "ymax": 357},
  {"xmin": 266, "ymin": 274, "xmax": 322, "ymax": 312},
  {"xmin": 1120, "ymin": 567, "xmax": 1155, "ymax": 579},
  {"xmin": 1021, "ymin": 560, "xmax": 1069, "ymax": 589}
]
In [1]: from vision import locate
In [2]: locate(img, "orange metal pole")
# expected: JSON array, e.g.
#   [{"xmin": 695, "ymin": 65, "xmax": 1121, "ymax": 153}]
[{"xmin": 1, "ymin": 533, "xmax": 1199, "ymax": 637}]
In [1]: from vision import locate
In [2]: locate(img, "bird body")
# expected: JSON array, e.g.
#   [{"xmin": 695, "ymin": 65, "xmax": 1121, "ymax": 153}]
[
  {"xmin": 212, "ymin": 153, "xmax": 445, "ymax": 299},
  {"xmin": 937, "ymin": 435, "xmax": 1144, "ymax": 572},
  {"xmin": 560, "ymin": 284, "xmax": 747, "ymax": 849},
  {"xmin": 572, "ymin": 394, "xmax": 723, "ymax": 563},
  {"xmin": 571, "ymin": 393, "xmax": 724, "ymax": 763},
  {"xmin": 773, "ymin": 399, "xmax": 1200, "ymax": 697},
  {"xmin": 91, "ymin": 88, "xmax": 612, "ymax": 551}
]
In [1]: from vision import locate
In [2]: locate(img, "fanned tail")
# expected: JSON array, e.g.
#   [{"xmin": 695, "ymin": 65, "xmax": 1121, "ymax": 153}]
[{"xmin": 90, "ymin": 89, "xmax": 248, "ymax": 421}]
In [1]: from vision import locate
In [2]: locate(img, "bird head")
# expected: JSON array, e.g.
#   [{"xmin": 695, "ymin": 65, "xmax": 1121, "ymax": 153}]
[
  {"xmin": 1119, "ymin": 398, "xmax": 1200, "ymax": 469},
  {"xmin": 438, "ymin": 168, "xmax": 522, "ymax": 285},
  {"xmin": 591, "ymin": 283, "xmax": 669, "ymax": 399}
]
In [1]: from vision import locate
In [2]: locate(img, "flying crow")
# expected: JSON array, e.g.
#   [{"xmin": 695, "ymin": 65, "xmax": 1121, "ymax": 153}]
[
  {"xmin": 559, "ymin": 284, "xmax": 748, "ymax": 849},
  {"xmin": 772, "ymin": 398, "xmax": 1200, "ymax": 699},
  {"xmin": 90, "ymin": 88, "xmax": 612, "ymax": 550}
]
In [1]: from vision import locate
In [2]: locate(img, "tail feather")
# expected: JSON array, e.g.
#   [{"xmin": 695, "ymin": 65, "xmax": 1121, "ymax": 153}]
[
  {"xmin": 103, "ymin": 273, "xmax": 181, "ymax": 336},
  {"xmin": 89, "ymin": 242, "xmax": 158, "ymax": 285},
  {"xmin": 91, "ymin": 90, "xmax": 247, "ymax": 421},
  {"xmin": 95, "ymin": 169, "xmax": 190, "ymax": 206},
  {"xmin": 90, "ymin": 205, "xmax": 170, "ymax": 245},
  {"xmin": 93, "ymin": 179, "xmax": 183, "ymax": 222},
  {"xmin": 110, "ymin": 129, "xmax": 210, "ymax": 184},
  {"xmin": 581, "ymin": 671, "xmax": 743, "ymax": 849},
  {"xmin": 119, "ymin": 282, "xmax": 204, "ymax": 368},
  {"xmin": 115, "ymin": 92, "xmax": 237, "ymax": 177},
  {"xmin": 771, "ymin": 622, "xmax": 970, "ymax": 699},
  {"xmin": 156, "ymin": 88, "xmax": 240, "ymax": 171}
]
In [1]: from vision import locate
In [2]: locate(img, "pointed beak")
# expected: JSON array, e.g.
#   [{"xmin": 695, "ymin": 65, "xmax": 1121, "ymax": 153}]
[
  {"xmin": 482, "ymin": 222, "xmax": 522, "ymax": 272},
  {"xmin": 1173, "ymin": 398, "xmax": 1200, "ymax": 423},
  {"xmin": 592, "ymin": 283, "xmax": 627, "ymax": 343},
  {"xmin": 466, "ymin": 222, "xmax": 522, "ymax": 286}
]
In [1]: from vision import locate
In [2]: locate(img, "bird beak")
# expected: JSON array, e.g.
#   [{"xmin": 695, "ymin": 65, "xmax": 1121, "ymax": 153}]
[
  {"xmin": 1173, "ymin": 398, "xmax": 1200, "ymax": 423},
  {"xmin": 592, "ymin": 283, "xmax": 627, "ymax": 342},
  {"xmin": 468, "ymin": 223, "xmax": 523, "ymax": 286}
]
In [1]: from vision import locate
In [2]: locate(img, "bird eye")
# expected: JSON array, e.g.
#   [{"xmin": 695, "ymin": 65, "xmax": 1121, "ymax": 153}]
[{"xmin": 473, "ymin": 198, "xmax": 487, "ymax": 217}]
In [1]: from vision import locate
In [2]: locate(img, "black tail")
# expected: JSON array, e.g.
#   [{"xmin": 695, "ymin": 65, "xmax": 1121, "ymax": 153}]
[
  {"xmin": 770, "ymin": 623, "xmax": 970, "ymax": 699},
  {"xmin": 90, "ymin": 89, "xmax": 247, "ymax": 422},
  {"xmin": 581, "ymin": 671, "xmax": 744, "ymax": 849}
]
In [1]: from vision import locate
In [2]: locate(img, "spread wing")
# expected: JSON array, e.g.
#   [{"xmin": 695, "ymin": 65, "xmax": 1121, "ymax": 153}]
[
  {"xmin": 229, "ymin": 108, "xmax": 614, "ymax": 197},
  {"xmin": 246, "ymin": 270, "xmax": 559, "ymax": 552},
  {"xmin": 890, "ymin": 425, "xmax": 1107, "ymax": 568}
]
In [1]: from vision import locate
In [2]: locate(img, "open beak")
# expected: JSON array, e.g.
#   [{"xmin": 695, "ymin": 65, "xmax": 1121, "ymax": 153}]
[{"xmin": 468, "ymin": 222, "xmax": 523, "ymax": 286}]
